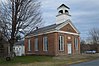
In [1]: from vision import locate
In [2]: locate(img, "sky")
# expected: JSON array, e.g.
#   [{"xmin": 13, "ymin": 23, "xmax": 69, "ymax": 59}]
[
  {"xmin": 0, "ymin": 0, "xmax": 99, "ymax": 39},
  {"xmin": 40, "ymin": 0, "xmax": 99, "ymax": 39}
]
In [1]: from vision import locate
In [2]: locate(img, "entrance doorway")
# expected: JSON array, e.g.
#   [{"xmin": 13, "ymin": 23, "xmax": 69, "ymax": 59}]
[{"xmin": 67, "ymin": 43, "xmax": 72, "ymax": 54}]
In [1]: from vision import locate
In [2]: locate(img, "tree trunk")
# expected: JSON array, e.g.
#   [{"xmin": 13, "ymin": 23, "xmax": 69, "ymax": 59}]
[{"xmin": 10, "ymin": 0, "xmax": 16, "ymax": 56}]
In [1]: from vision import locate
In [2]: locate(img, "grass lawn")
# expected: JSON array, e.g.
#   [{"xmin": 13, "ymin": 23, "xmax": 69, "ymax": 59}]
[
  {"xmin": 0, "ymin": 56, "xmax": 53, "ymax": 66},
  {"xmin": 0, "ymin": 54, "xmax": 99, "ymax": 66}
]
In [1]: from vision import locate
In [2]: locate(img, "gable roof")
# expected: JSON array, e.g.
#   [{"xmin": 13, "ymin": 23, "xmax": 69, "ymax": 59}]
[
  {"xmin": 26, "ymin": 19, "xmax": 80, "ymax": 37},
  {"xmin": 27, "ymin": 23, "xmax": 61, "ymax": 36},
  {"xmin": 55, "ymin": 20, "xmax": 80, "ymax": 33},
  {"xmin": 57, "ymin": 4, "xmax": 70, "ymax": 9},
  {"xmin": 14, "ymin": 40, "xmax": 24, "ymax": 45}
]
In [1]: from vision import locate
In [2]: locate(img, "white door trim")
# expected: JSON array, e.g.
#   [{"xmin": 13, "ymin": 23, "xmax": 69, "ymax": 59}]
[{"xmin": 67, "ymin": 43, "xmax": 72, "ymax": 54}]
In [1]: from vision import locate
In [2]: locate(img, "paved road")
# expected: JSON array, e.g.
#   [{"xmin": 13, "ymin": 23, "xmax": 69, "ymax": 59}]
[{"xmin": 70, "ymin": 59, "xmax": 99, "ymax": 66}]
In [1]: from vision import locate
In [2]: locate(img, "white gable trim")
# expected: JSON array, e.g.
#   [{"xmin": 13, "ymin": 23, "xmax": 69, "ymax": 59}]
[
  {"xmin": 25, "ymin": 30, "xmax": 79, "ymax": 38},
  {"xmin": 68, "ymin": 22, "xmax": 79, "ymax": 33},
  {"xmin": 57, "ymin": 31, "xmax": 79, "ymax": 35},
  {"xmin": 55, "ymin": 20, "xmax": 79, "ymax": 33}
]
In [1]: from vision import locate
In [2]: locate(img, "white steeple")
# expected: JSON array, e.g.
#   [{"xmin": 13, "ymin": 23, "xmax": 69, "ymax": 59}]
[{"xmin": 56, "ymin": 4, "xmax": 71, "ymax": 24}]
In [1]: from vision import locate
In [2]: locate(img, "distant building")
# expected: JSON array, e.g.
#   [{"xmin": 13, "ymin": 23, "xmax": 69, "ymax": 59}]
[
  {"xmin": 13, "ymin": 40, "xmax": 25, "ymax": 56},
  {"xmin": 0, "ymin": 32, "xmax": 10, "ymax": 57},
  {"xmin": 24, "ymin": 4, "xmax": 80, "ymax": 56}
]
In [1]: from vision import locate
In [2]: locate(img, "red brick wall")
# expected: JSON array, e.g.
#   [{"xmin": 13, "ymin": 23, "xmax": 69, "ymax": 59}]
[
  {"xmin": 24, "ymin": 38, "xmax": 28, "ymax": 54},
  {"xmin": 24, "ymin": 37, "xmax": 34, "ymax": 55},
  {"xmin": 54, "ymin": 32, "xmax": 58, "ymax": 56},
  {"xmin": 25, "ymin": 33, "xmax": 56, "ymax": 56},
  {"xmin": 25, "ymin": 33, "xmax": 80, "ymax": 56},
  {"xmin": 78, "ymin": 37, "xmax": 80, "ymax": 54},
  {"xmin": 60, "ymin": 24, "xmax": 77, "ymax": 33},
  {"xmin": 54, "ymin": 33, "xmax": 80, "ymax": 55}
]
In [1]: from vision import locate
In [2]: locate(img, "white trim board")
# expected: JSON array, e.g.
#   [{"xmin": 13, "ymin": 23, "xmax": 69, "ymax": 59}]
[
  {"xmin": 57, "ymin": 31, "xmax": 79, "ymax": 35},
  {"xmin": 25, "ymin": 30, "xmax": 79, "ymax": 38}
]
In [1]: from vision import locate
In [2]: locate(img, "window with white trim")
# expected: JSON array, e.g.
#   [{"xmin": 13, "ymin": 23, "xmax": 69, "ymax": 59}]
[
  {"xmin": 34, "ymin": 38, "xmax": 38, "ymax": 51},
  {"xmin": 43, "ymin": 36, "xmax": 48, "ymax": 51},
  {"xmin": 28, "ymin": 39, "xmax": 31, "ymax": 51},
  {"xmin": 74, "ymin": 37, "xmax": 78, "ymax": 50},
  {"xmin": 59, "ymin": 36, "xmax": 64, "ymax": 51}
]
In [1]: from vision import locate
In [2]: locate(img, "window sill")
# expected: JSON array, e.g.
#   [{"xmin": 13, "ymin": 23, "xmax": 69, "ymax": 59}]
[{"xmin": 59, "ymin": 50, "xmax": 64, "ymax": 51}]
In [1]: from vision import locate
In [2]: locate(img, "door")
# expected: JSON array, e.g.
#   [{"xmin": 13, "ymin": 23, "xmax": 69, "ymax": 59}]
[{"xmin": 67, "ymin": 43, "xmax": 72, "ymax": 54}]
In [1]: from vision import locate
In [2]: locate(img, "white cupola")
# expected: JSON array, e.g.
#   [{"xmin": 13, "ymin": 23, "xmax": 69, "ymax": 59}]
[{"xmin": 56, "ymin": 4, "xmax": 71, "ymax": 24}]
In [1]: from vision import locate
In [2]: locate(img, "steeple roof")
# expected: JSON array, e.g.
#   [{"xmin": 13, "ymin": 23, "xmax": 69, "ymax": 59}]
[{"xmin": 57, "ymin": 4, "xmax": 70, "ymax": 9}]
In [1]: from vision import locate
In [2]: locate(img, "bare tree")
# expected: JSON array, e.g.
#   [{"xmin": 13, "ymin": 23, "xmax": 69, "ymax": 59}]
[
  {"xmin": 0, "ymin": 0, "xmax": 42, "ymax": 54},
  {"xmin": 89, "ymin": 28, "xmax": 99, "ymax": 44},
  {"xmin": 80, "ymin": 40, "xmax": 86, "ymax": 45}
]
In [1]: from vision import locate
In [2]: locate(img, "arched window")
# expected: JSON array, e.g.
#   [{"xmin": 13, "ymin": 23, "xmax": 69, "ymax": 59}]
[
  {"xmin": 65, "ymin": 10, "xmax": 68, "ymax": 12},
  {"xmin": 65, "ymin": 10, "xmax": 69, "ymax": 14},
  {"xmin": 59, "ymin": 10, "xmax": 63, "ymax": 14}
]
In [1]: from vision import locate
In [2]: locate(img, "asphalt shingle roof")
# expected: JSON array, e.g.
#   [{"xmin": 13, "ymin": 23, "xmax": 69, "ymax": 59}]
[
  {"xmin": 14, "ymin": 40, "xmax": 24, "ymax": 45},
  {"xmin": 57, "ymin": 4, "xmax": 70, "ymax": 9},
  {"xmin": 26, "ymin": 19, "xmax": 79, "ymax": 36},
  {"xmin": 28, "ymin": 23, "xmax": 62, "ymax": 36}
]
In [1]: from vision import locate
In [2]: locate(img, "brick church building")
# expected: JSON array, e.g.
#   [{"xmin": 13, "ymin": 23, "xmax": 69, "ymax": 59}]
[{"xmin": 24, "ymin": 4, "xmax": 80, "ymax": 56}]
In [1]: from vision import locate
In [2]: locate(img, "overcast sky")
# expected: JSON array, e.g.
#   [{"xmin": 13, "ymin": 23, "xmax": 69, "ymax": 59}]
[
  {"xmin": 0, "ymin": 0, "xmax": 99, "ymax": 39},
  {"xmin": 41, "ymin": 0, "xmax": 99, "ymax": 39}
]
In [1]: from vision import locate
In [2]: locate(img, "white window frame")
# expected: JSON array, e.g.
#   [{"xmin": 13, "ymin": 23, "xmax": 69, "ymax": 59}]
[
  {"xmin": 43, "ymin": 36, "xmax": 48, "ymax": 51},
  {"xmin": 34, "ymin": 38, "xmax": 38, "ymax": 51},
  {"xmin": 28, "ymin": 39, "xmax": 31, "ymax": 51},
  {"xmin": 74, "ymin": 37, "xmax": 78, "ymax": 50},
  {"xmin": 59, "ymin": 36, "xmax": 64, "ymax": 51}
]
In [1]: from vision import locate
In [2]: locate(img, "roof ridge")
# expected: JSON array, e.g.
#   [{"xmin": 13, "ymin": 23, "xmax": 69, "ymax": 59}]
[
  {"xmin": 57, "ymin": 4, "xmax": 70, "ymax": 9},
  {"xmin": 38, "ymin": 23, "xmax": 56, "ymax": 29}
]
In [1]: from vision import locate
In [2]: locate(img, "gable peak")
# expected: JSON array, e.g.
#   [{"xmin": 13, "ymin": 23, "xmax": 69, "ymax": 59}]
[{"xmin": 57, "ymin": 4, "xmax": 70, "ymax": 9}]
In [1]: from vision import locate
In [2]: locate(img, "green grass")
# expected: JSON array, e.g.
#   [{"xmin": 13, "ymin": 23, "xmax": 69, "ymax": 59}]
[
  {"xmin": 0, "ymin": 56, "xmax": 53, "ymax": 64},
  {"xmin": 0, "ymin": 54, "xmax": 99, "ymax": 66}
]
